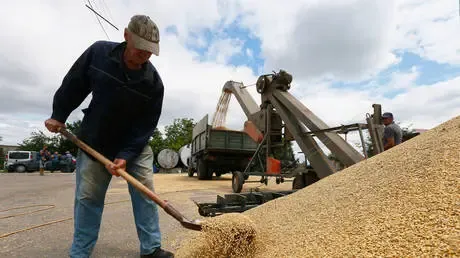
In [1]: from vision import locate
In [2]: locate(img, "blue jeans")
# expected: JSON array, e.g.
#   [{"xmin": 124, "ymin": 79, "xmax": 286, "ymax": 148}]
[{"xmin": 69, "ymin": 145, "xmax": 161, "ymax": 258}]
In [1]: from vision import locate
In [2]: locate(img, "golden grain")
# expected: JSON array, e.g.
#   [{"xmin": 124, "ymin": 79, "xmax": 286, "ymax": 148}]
[
  {"xmin": 177, "ymin": 115, "xmax": 460, "ymax": 257},
  {"xmin": 176, "ymin": 213, "xmax": 259, "ymax": 258}
]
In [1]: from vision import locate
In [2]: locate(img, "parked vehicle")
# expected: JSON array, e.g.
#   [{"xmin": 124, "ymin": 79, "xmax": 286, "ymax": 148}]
[
  {"xmin": 5, "ymin": 151, "xmax": 40, "ymax": 172},
  {"xmin": 44, "ymin": 157, "xmax": 76, "ymax": 173},
  {"xmin": 188, "ymin": 114, "xmax": 258, "ymax": 180}
]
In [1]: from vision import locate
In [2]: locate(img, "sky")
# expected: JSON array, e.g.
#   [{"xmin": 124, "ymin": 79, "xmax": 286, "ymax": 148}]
[{"xmin": 0, "ymin": 0, "xmax": 459, "ymax": 160}]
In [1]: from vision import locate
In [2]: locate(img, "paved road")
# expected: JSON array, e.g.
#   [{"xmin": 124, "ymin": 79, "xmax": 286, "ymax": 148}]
[{"xmin": 0, "ymin": 172, "xmax": 291, "ymax": 257}]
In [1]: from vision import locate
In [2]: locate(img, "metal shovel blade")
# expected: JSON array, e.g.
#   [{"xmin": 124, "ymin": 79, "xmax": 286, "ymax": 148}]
[
  {"xmin": 181, "ymin": 219, "xmax": 203, "ymax": 231},
  {"xmin": 164, "ymin": 202, "xmax": 203, "ymax": 231}
]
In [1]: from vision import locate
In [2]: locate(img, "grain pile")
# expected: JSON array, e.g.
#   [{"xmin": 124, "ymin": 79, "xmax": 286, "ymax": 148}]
[
  {"xmin": 175, "ymin": 213, "xmax": 260, "ymax": 258},
  {"xmin": 176, "ymin": 115, "xmax": 460, "ymax": 257}
]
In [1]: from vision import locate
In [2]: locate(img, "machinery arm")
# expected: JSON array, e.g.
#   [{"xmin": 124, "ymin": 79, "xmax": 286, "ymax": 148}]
[
  {"xmin": 222, "ymin": 81, "xmax": 265, "ymax": 142},
  {"xmin": 257, "ymin": 70, "xmax": 365, "ymax": 178},
  {"xmin": 221, "ymin": 71, "xmax": 365, "ymax": 178},
  {"xmin": 272, "ymin": 90, "xmax": 365, "ymax": 167},
  {"xmin": 222, "ymin": 81, "xmax": 260, "ymax": 119}
]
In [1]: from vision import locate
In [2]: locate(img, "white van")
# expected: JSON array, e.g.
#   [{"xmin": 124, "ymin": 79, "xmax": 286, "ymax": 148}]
[{"xmin": 5, "ymin": 151, "xmax": 40, "ymax": 172}]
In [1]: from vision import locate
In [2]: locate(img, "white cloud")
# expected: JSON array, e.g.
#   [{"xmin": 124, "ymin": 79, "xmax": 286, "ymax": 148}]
[
  {"xmin": 0, "ymin": 0, "xmax": 256, "ymax": 145},
  {"xmin": 394, "ymin": 0, "xmax": 460, "ymax": 64},
  {"xmin": 238, "ymin": 0, "xmax": 399, "ymax": 81},
  {"xmin": 288, "ymin": 73, "xmax": 460, "ymax": 162},
  {"xmin": 237, "ymin": 0, "xmax": 459, "ymax": 79},
  {"xmin": 205, "ymin": 38, "xmax": 244, "ymax": 64},
  {"xmin": 360, "ymin": 67, "xmax": 420, "ymax": 97},
  {"xmin": 387, "ymin": 66, "xmax": 419, "ymax": 90},
  {"xmin": 293, "ymin": 73, "xmax": 460, "ymax": 131},
  {"xmin": 0, "ymin": 0, "xmax": 459, "ymax": 162}
]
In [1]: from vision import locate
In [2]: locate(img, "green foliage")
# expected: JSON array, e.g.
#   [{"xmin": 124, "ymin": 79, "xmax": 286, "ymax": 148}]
[
  {"xmin": 16, "ymin": 117, "xmax": 197, "ymax": 162},
  {"xmin": 163, "ymin": 118, "xmax": 195, "ymax": 151},
  {"xmin": 17, "ymin": 120, "xmax": 82, "ymax": 156},
  {"xmin": 18, "ymin": 130, "xmax": 54, "ymax": 151},
  {"xmin": 56, "ymin": 120, "xmax": 82, "ymax": 155},
  {"xmin": 149, "ymin": 128, "xmax": 166, "ymax": 156},
  {"xmin": 273, "ymin": 140, "xmax": 296, "ymax": 162}
]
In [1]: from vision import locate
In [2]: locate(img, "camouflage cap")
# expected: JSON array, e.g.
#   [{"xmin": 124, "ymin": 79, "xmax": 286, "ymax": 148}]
[{"xmin": 127, "ymin": 15, "xmax": 160, "ymax": 56}]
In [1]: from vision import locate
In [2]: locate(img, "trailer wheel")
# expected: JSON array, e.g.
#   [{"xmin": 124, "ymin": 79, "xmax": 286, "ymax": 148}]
[
  {"xmin": 232, "ymin": 171, "xmax": 245, "ymax": 193},
  {"xmin": 197, "ymin": 159, "xmax": 212, "ymax": 180},
  {"xmin": 187, "ymin": 168, "xmax": 194, "ymax": 177},
  {"xmin": 304, "ymin": 171, "xmax": 320, "ymax": 186},
  {"xmin": 292, "ymin": 171, "xmax": 320, "ymax": 190}
]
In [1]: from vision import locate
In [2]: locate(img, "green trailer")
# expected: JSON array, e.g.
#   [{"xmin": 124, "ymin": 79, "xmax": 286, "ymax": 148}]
[{"xmin": 188, "ymin": 114, "xmax": 258, "ymax": 180}]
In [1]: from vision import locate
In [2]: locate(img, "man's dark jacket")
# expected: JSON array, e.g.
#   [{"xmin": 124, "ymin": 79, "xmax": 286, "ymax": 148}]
[{"xmin": 51, "ymin": 40, "xmax": 164, "ymax": 164}]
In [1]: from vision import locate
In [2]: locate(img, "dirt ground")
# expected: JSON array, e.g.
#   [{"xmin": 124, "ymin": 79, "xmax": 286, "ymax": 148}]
[{"xmin": 0, "ymin": 172, "xmax": 291, "ymax": 257}]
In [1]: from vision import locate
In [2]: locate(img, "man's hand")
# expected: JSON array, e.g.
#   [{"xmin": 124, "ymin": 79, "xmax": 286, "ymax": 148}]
[
  {"xmin": 106, "ymin": 159, "xmax": 126, "ymax": 177},
  {"xmin": 45, "ymin": 118, "xmax": 66, "ymax": 133}
]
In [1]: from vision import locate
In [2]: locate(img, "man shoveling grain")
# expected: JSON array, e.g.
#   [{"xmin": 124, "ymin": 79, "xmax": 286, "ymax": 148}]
[{"xmin": 45, "ymin": 15, "xmax": 173, "ymax": 258}]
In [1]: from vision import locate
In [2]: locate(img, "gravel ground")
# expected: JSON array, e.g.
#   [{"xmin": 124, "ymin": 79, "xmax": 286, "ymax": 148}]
[{"xmin": 0, "ymin": 172, "xmax": 291, "ymax": 257}]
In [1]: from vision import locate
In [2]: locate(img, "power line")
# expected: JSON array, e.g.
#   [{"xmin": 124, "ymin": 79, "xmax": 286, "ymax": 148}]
[
  {"xmin": 85, "ymin": 4, "xmax": 119, "ymax": 31},
  {"xmin": 90, "ymin": 0, "xmax": 99, "ymax": 11},
  {"xmin": 86, "ymin": 0, "xmax": 110, "ymax": 39},
  {"xmin": 99, "ymin": 0, "xmax": 114, "ymax": 22}
]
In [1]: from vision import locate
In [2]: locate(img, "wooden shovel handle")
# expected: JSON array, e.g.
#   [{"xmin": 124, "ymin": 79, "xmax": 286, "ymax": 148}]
[{"xmin": 58, "ymin": 127, "xmax": 168, "ymax": 209}]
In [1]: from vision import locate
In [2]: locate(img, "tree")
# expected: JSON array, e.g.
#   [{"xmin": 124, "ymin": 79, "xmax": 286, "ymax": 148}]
[
  {"xmin": 18, "ymin": 130, "xmax": 56, "ymax": 152},
  {"xmin": 163, "ymin": 118, "xmax": 195, "ymax": 151},
  {"xmin": 149, "ymin": 128, "xmax": 166, "ymax": 155},
  {"xmin": 17, "ymin": 120, "xmax": 82, "ymax": 156},
  {"xmin": 55, "ymin": 120, "xmax": 82, "ymax": 155},
  {"xmin": 273, "ymin": 140, "xmax": 296, "ymax": 162}
]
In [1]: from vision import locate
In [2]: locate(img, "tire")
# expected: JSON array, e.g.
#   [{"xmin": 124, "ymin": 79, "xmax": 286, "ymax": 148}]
[
  {"xmin": 232, "ymin": 171, "xmax": 245, "ymax": 193},
  {"xmin": 62, "ymin": 165, "xmax": 72, "ymax": 173},
  {"xmin": 187, "ymin": 168, "xmax": 194, "ymax": 177},
  {"xmin": 292, "ymin": 171, "xmax": 320, "ymax": 190},
  {"xmin": 304, "ymin": 171, "xmax": 320, "ymax": 186},
  {"xmin": 292, "ymin": 174, "xmax": 305, "ymax": 189},
  {"xmin": 197, "ymin": 159, "xmax": 212, "ymax": 180},
  {"xmin": 15, "ymin": 165, "xmax": 26, "ymax": 173}
]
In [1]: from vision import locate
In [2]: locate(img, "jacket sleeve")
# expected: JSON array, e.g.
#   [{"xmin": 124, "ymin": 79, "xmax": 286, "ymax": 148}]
[
  {"xmin": 115, "ymin": 74, "xmax": 164, "ymax": 163},
  {"xmin": 50, "ymin": 43, "xmax": 95, "ymax": 123}
]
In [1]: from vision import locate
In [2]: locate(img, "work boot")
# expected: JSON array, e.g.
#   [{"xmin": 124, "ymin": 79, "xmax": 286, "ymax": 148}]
[{"xmin": 140, "ymin": 248, "xmax": 174, "ymax": 258}]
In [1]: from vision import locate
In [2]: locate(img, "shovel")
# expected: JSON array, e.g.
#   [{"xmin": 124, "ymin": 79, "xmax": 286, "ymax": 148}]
[{"xmin": 58, "ymin": 127, "xmax": 202, "ymax": 231}]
